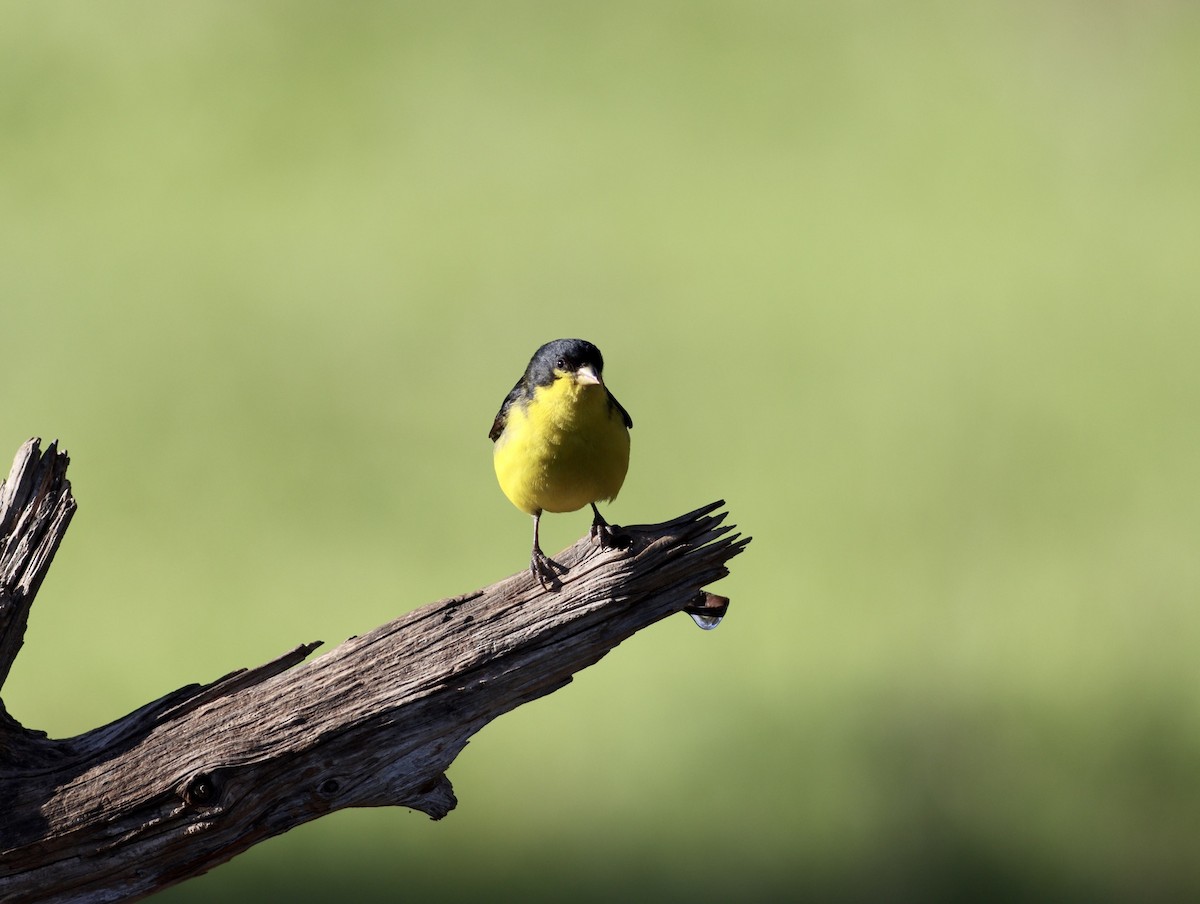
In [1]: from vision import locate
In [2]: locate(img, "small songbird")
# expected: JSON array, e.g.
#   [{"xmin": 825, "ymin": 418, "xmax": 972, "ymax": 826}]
[{"xmin": 489, "ymin": 338, "xmax": 633, "ymax": 585}]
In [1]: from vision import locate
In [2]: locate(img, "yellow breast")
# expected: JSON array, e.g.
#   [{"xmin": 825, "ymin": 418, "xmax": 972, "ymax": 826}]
[{"xmin": 493, "ymin": 377, "xmax": 630, "ymax": 515}]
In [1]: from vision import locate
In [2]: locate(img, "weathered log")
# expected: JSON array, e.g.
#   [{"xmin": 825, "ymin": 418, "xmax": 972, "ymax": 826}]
[{"xmin": 0, "ymin": 439, "xmax": 748, "ymax": 902}]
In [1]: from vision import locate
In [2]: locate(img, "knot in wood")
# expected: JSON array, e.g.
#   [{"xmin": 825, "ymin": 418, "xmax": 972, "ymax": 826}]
[{"xmin": 183, "ymin": 772, "xmax": 219, "ymax": 807}]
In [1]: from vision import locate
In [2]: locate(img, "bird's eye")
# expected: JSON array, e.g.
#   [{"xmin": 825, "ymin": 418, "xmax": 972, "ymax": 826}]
[{"xmin": 556, "ymin": 356, "xmax": 567, "ymax": 370}]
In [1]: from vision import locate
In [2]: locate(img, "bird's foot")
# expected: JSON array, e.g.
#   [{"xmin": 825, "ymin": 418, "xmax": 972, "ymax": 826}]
[
  {"xmin": 531, "ymin": 548, "xmax": 567, "ymax": 589},
  {"xmin": 589, "ymin": 518, "xmax": 632, "ymax": 551}
]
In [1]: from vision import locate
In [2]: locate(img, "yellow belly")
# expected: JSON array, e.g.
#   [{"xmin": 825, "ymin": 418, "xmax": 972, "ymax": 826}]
[{"xmin": 493, "ymin": 379, "xmax": 630, "ymax": 515}]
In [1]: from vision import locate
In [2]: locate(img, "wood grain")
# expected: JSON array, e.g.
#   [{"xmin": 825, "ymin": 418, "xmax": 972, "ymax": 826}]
[{"xmin": 0, "ymin": 439, "xmax": 748, "ymax": 903}]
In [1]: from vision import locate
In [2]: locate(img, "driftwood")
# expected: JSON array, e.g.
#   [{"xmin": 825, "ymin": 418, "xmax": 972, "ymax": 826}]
[{"xmin": 0, "ymin": 438, "xmax": 748, "ymax": 903}]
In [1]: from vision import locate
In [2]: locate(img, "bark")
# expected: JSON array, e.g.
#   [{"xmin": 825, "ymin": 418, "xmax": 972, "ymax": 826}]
[{"xmin": 0, "ymin": 439, "xmax": 748, "ymax": 903}]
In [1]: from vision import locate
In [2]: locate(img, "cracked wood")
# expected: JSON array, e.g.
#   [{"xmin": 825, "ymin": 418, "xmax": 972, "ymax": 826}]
[{"xmin": 0, "ymin": 439, "xmax": 749, "ymax": 903}]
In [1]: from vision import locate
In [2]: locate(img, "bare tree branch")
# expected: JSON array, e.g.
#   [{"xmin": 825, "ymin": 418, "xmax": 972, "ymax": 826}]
[
  {"xmin": 0, "ymin": 439, "xmax": 749, "ymax": 903},
  {"xmin": 0, "ymin": 438, "xmax": 76, "ymax": 693}
]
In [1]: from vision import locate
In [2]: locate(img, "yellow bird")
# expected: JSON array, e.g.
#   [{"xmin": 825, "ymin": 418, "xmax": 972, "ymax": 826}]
[{"xmin": 489, "ymin": 338, "xmax": 632, "ymax": 584}]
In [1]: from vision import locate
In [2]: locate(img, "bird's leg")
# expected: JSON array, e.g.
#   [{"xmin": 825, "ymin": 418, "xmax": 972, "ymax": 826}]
[
  {"xmin": 530, "ymin": 510, "xmax": 565, "ymax": 587},
  {"xmin": 589, "ymin": 503, "xmax": 631, "ymax": 550}
]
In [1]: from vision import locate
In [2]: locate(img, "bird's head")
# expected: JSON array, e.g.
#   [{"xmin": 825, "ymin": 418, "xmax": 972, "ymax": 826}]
[{"xmin": 527, "ymin": 338, "xmax": 606, "ymax": 389}]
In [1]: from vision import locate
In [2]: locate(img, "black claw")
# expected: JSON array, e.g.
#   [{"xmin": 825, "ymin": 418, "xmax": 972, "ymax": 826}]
[
  {"xmin": 590, "ymin": 522, "xmax": 632, "ymax": 550},
  {"xmin": 589, "ymin": 505, "xmax": 631, "ymax": 550},
  {"xmin": 531, "ymin": 548, "xmax": 566, "ymax": 588}
]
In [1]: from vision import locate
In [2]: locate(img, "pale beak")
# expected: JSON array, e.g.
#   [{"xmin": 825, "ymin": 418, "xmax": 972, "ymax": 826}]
[{"xmin": 574, "ymin": 365, "xmax": 601, "ymax": 386}]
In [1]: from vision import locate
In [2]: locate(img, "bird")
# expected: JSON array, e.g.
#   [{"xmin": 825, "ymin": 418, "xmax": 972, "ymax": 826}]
[{"xmin": 489, "ymin": 338, "xmax": 633, "ymax": 585}]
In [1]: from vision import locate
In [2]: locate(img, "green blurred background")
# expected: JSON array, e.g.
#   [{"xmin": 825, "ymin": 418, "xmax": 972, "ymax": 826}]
[{"xmin": 3, "ymin": 2, "xmax": 1199, "ymax": 900}]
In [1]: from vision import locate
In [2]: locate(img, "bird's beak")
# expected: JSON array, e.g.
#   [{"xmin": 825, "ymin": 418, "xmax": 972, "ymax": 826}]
[{"xmin": 574, "ymin": 365, "xmax": 601, "ymax": 386}]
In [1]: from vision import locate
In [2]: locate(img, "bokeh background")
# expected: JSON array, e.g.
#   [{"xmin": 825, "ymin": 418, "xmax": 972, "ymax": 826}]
[{"xmin": 4, "ymin": 2, "xmax": 1199, "ymax": 900}]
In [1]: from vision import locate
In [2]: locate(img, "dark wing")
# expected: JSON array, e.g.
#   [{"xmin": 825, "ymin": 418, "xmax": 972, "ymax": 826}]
[
  {"xmin": 606, "ymin": 388, "xmax": 633, "ymax": 429},
  {"xmin": 488, "ymin": 377, "xmax": 528, "ymax": 442}
]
